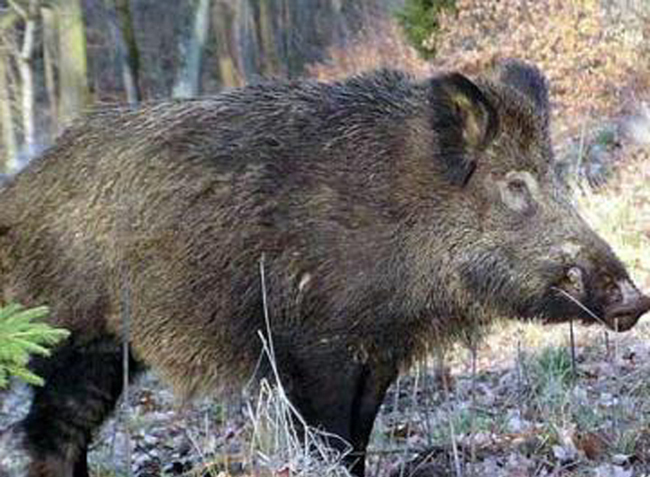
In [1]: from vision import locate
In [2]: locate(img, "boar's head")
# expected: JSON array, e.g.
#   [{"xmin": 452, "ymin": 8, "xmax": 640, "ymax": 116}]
[{"xmin": 418, "ymin": 60, "xmax": 650, "ymax": 331}]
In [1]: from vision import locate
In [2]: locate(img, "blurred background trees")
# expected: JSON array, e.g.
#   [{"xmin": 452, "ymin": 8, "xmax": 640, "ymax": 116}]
[
  {"xmin": 0, "ymin": 0, "xmax": 649, "ymax": 176},
  {"xmin": 0, "ymin": 0, "xmax": 404, "ymax": 173}
]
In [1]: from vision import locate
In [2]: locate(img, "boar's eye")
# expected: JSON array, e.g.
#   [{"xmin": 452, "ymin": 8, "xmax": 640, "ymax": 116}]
[
  {"xmin": 500, "ymin": 173, "xmax": 536, "ymax": 215},
  {"xmin": 507, "ymin": 178, "xmax": 527, "ymax": 194}
]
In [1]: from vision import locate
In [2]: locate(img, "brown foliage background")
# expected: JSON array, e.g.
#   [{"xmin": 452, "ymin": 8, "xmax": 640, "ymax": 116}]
[{"xmin": 311, "ymin": 0, "xmax": 650, "ymax": 140}]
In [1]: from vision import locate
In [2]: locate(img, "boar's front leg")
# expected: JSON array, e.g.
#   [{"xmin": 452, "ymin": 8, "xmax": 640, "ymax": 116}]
[
  {"xmin": 347, "ymin": 363, "xmax": 398, "ymax": 476},
  {"xmin": 282, "ymin": 346, "xmax": 397, "ymax": 477},
  {"xmin": 22, "ymin": 336, "xmax": 141, "ymax": 477}
]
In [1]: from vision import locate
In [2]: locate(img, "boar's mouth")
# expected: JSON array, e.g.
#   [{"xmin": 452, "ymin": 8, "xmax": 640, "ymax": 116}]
[
  {"xmin": 548, "ymin": 266, "xmax": 650, "ymax": 332},
  {"xmin": 601, "ymin": 294, "xmax": 650, "ymax": 331}
]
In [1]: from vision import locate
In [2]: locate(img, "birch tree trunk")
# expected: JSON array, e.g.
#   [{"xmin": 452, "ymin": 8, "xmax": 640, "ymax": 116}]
[
  {"xmin": 0, "ymin": 11, "xmax": 19, "ymax": 172},
  {"xmin": 16, "ymin": 0, "xmax": 40, "ymax": 159},
  {"xmin": 172, "ymin": 0, "xmax": 212, "ymax": 98},
  {"xmin": 0, "ymin": 53, "xmax": 18, "ymax": 173}
]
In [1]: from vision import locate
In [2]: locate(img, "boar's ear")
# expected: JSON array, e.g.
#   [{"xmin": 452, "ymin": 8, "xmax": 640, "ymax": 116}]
[
  {"xmin": 429, "ymin": 73, "xmax": 499, "ymax": 186},
  {"xmin": 495, "ymin": 59, "xmax": 549, "ymax": 125}
]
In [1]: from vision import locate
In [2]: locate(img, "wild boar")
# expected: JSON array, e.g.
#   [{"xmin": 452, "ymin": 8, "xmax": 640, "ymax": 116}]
[{"xmin": 0, "ymin": 60, "xmax": 648, "ymax": 477}]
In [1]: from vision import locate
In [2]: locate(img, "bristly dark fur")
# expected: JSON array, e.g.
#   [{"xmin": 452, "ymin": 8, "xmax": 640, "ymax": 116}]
[
  {"xmin": 495, "ymin": 59, "xmax": 550, "ymax": 125},
  {"xmin": 0, "ymin": 61, "xmax": 646, "ymax": 477}
]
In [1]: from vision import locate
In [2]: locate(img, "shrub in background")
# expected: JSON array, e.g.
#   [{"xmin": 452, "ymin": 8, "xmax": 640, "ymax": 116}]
[{"xmin": 395, "ymin": 0, "xmax": 456, "ymax": 59}]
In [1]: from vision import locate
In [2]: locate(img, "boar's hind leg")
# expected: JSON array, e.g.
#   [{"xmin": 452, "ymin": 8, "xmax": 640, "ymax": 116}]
[
  {"xmin": 22, "ymin": 336, "xmax": 140, "ymax": 477},
  {"xmin": 286, "ymin": 356, "xmax": 396, "ymax": 477}
]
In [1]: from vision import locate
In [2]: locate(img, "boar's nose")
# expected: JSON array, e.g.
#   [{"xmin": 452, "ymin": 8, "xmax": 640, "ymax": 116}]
[{"xmin": 602, "ymin": 279, "xmax": 650, "ymax": 332}]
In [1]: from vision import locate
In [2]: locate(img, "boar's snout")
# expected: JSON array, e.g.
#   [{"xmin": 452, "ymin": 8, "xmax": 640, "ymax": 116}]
[
  {"xmin": 600, "ymin": 279, "xmax": 650, "ymax": 331},
  {"xmin": 555, "ymin": 263, "xmax": 650, "ymax": 332}
]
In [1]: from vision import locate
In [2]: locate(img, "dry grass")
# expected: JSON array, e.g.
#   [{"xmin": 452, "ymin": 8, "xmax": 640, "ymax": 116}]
[
  {"xmin": 577, "ymin": 153, "xmax": 650, "ymax": 292},
  {"xmin": 241, "ymin": 332, "xmax": 352, "ymax": 477},
  {"xmin": 242, "ymin": 378, "xmax": 351, "ymax": 477}
]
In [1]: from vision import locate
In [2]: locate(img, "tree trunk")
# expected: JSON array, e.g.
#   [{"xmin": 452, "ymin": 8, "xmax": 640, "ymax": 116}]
[
  {"xmin": 41, "ymin": 6, "xmax": 59, "ymax": 135},
  {"xmin": 57, "ymin": 0, "xmax": 89, "ymax": 125},
  {"xmin": 212, "ymin": 0, "xmax": 244, "ymax": 89},
  {"xmin": 236, "ymin": 0, "xmax": 362, "ymax": 81},
  {"xmin": 17, "ymin": 0, "xmax": 40, "ymax": 159},
  {"xmin": 172, "ymin": 0, "xmax": 212, "ymax": 98},
  {"xmin": 0, "ymin": 53, "xmax": 18, "ymax": 173},
  {"xmin": 0, "ymin": 11, "xmax": 19, "ymax": 172},
  {"xmin": 237, "ymin": 0, "xmax": 281, "ymax": 79},
  {"xmin": 256, "ymin": 0, "xmax": 281, "ymax": 77},
  {"xmin": 106, "ymin": 0, "xmax": 142, "ymax": 104},
  {"xmin": 238, "ymin": 0, "xmax": 258, "ymax": 78}
]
